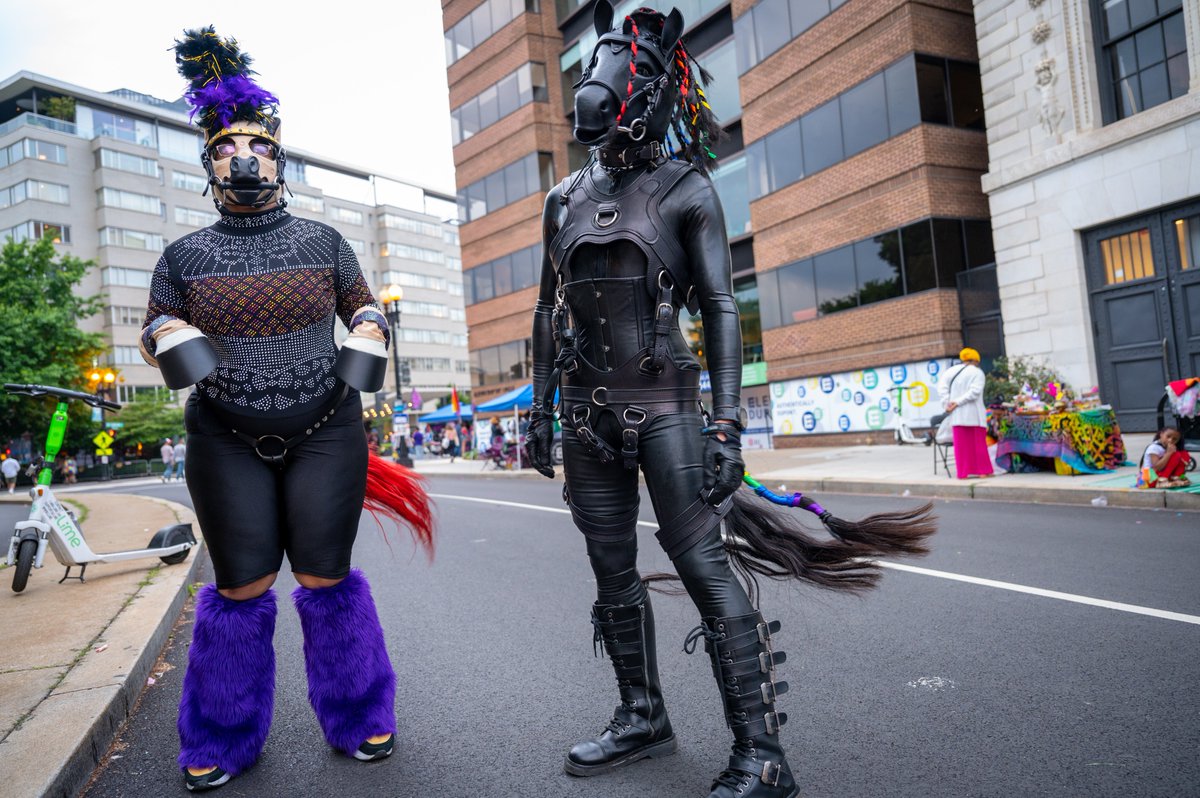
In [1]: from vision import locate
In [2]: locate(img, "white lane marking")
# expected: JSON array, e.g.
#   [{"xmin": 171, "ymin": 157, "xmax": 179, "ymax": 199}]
[
  {"xmin": 426, "ymin": 493, "xmax": 658, "ymax": 528},
  {"xmin": 875, "ymin": 561, "xmax": 1200, "ymax": 626},
  {"xmin": 428, "ymin": 493, "xmax": 1200, "ymax": 626}
]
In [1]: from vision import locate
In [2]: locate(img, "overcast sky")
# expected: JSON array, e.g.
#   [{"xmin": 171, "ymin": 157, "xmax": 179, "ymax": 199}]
[{"xmin": 0, "ymin": 0, "xmax": 458, "ymax": 194}]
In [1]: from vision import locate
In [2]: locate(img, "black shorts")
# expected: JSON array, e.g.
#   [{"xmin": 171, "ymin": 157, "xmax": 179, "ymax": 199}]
[{"xmin": 183, "ymin": 390, "xmax": 367, "ymax": 589}]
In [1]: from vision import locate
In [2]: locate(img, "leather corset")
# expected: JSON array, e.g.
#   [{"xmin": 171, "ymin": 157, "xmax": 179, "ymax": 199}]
[{"xmin": 549, "ymin": 160, "xmax": 700, "ymax": 316}]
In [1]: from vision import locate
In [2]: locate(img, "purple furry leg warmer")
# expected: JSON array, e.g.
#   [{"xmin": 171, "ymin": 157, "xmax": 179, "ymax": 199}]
[
  {"xmin": 177, "ymin": 585, "xmax": 276, "ymax": 775},
  {"xmin": 292, "ymin": 569, "xmax": 397, "ymax": 757}
]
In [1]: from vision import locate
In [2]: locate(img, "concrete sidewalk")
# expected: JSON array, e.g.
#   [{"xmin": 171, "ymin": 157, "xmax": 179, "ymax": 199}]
[
  {"xmin": 408, "ymin": 432, "xmax": 1199, "ymax": 511},
  {"xmin": 0, "ymin": 492, "xmax": 206, "ymax": 798}
]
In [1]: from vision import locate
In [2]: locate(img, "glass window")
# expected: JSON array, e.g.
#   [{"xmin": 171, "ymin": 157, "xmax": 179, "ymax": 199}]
[
  {"xmin": 460, "ymin": 99, "xmax": 481, "ymax": 140},
  {"xmin": 172, "ymin": 171, "xmax": 208, "ymax": 193},
  {"xmin": 98, "ymin": 148, "xmax": 159, "ymax": 177},
  {"xmin": 734, "ymin": 11, "xmax": 758, "ymax": 75},
  {"xmin": 753, "ymin": 0, "xmax": 792, "ymax": 64},
  {"xmin": 497, "ymin": 73, "xmax": 521, "ymax": 118},
  {"xmin": 789, "ymin": 0, "xmax": 829, "ymax": 35},
  {"xmin": 471, "ymin": 3, "xmax": 492, "ymax": 51},
  {"xmin": 745, "ymin": 139, "xmax": 770, "ymax": 200},
  {"xmin": 159, "ymin": 126, "xmax": 202, "ymax": 162},
  {"xmin": 175, "ymin": 206, "xmax": 219, "ymax": 227},
  {"xmin": 1100, "ymin": 228, "xmax": 1155, "ymax": 283},
  {"xmin": 814, "ymin": 245, "xmax": 857, "ymax": 314},
  {"xmin": 1096, "ymin": 4, "xmax": 1186, "ymax": 122},
  {"xmin": 478, "ymin": 85, "xmax": 500, "ymax": 129},
  {"xmin": 530, "ymin": 62, "xmax": 550, "ymax": 102},
  {"xmin": 800, "ymin": 98, "xmax": 842, "ymax": 175},
  {"xmin": 538, "ymin": 152, "xmax": 555, "ymax": 191},
  {"xmin": 884, "ymin": 56, "xmax": 920, "ymax": 135},
  {"xmin": 98, "ymin": 187, "xmax": 159, "ymax": 214},
  {"xmin": 757, "ymin": 268, "xmax": 782, "ymax": 329},
  {"xmin": 916, "ymin": 56, "xmax": 950, "ymax": 125},
  {"xmin": 766, "ymin": 120, "xmax": 803, "ymax": 192},
  {"xmin": 1173, "ymin": 215, "xmax": 1197, "ymax": 270},
  {"xmin": 932, "ymin": 219, "xmax": 966, "ymax": 287},
  {"xmin": 840, "ymin": 73, "xmax": 888, "ymax": 157},
  {"xmin": 900, "ymin": 220, "xmax": 936, "ymax": 292},
  {"xmin": 478, "ymin": 346, "xmax": 501, "ymax": 385},
  {"xmin": 948, "ymin": 61, "xmax": 985, "ymax": 129},
  {"xmin": 493, "ymin": 254, "xmax": 514, "ymax": 296},
  {"xmin": 964, "ymin": 219, "xmax": 995, "ymax": 267},
  {"xmin": 779, "ymin": 259, "xmax": 817, "ymax": 323},
  {"xmin": 711, "ymin": 153, "xmax": 751, "ymax": 238},
  {"xmin": 733, "ymin": 274, "xmax": 764, "ymax": 362},
  {"xmin": 473, "ymin": 262, "xmax": 495, "ymax": 303},
  {"xmin": 699, "ymin": 39, "xmax": 741, "ymax": 122},
  {"xmin": 331, "ymin": 207, "xmax": 364, "ymax": 225},
  {"xmin": 483, "ymin": 170, "xmax": 506, "ymax": 210},
  {"xmin": 853, "ymin": 233, "xmax": 902, "ymax": 305},
  {"xmin": 290, "ymin": 193, "xmax": 325, "ymax": 213}
]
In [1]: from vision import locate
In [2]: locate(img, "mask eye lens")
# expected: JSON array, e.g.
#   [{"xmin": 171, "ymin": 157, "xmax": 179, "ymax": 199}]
[
  {"xmin": 249, "ymin": 140, "xmax": 276, "ymax": 158},
  {"xmin": 636, "ymin": 63, "xmax": 653, "ymax": 77},
  {"xmin": 212, "ymin": 141, "xmax": 237, "ymax": 158}
]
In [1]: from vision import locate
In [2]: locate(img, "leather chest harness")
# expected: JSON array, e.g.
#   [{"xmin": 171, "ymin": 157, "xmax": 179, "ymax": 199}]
[{"xmin": 543, "ymin": 161, "xmax": 704, "ymax": 469}]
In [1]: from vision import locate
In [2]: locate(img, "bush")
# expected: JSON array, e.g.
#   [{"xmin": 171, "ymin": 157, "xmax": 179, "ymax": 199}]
[{"xmin": 985, "ymin": 356, "xmax": 1075, "ymax": 405}]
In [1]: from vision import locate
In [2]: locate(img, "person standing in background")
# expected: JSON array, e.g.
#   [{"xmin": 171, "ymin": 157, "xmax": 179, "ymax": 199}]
[
  {"xmin": 443, "ymin": 422, "xmax": 459, "ymax": 463},
  {"xmin": 938, "ymin": 348, "xmax": 994, "ymax": 479},
  {"xmin": 160, "ymin": 437, "xmax": 176, "ymax": 483},
  {"xmin": 2, "ymin": 455, "xmax": 20, "ymax": 494},
  {"xmin": 173, "ymin": 436, "xmax": 187, "ymax": 481}
]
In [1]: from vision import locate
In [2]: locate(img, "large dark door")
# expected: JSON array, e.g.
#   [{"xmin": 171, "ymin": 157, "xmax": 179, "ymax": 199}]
[
  {"xmin": 1086, "ymin": 202, "xmax": 1200, "ymax": 431},
  {"xmin": 1165, "ymin": 203, "xmax": 1200, "ymax": 379}
]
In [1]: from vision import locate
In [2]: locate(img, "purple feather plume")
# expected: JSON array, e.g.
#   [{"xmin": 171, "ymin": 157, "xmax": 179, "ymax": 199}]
[{"xmin": 186, "ymin": 74, "xmax": 279, "ymax": 129}]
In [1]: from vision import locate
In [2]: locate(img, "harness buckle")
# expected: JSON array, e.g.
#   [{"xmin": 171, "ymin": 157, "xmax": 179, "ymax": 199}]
[
  {"xmin": 637, "ymin": 355, "xmax": 664, "ymax": 376},
  {"xmin": 253, "ymin": 434, "xmax": 288, "ymax": 464},
  {"xmin": 656, "ymin": 302, "xmax": 674, "ymax": 321},
  {"xmin": 623, "ymin": 406, "xmax": 648, "ymax": 425},
  {"xmin": 591, "ymin": 386, "xmax": 609, "ymax": 406}
]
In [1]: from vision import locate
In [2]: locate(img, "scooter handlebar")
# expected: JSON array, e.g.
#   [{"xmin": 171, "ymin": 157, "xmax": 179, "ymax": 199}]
[{"xmin": 2, "ymin": 383, "xmax": 121, "ymax": 411}]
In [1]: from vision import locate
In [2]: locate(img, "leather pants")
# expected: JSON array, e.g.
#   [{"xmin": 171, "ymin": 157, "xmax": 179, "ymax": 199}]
[{"xmin": 564, "ymin": 410, "xmax": 754, "ymax": 618}]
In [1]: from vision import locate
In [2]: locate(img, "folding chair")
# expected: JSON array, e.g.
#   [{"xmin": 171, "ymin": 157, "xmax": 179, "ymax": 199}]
[{"xmin": 933, "ymin": 440, "xmax": 954, "ymax": 477}]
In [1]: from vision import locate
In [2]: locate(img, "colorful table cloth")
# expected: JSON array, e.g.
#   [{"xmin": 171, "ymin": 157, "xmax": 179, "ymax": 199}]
[{"xmin": 991, "ymin": 406, "xmax": 1126, "ymax": 474}]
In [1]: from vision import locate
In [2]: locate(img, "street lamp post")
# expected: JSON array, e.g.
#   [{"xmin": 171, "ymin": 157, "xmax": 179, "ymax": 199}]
[
  {"xmin": 88, "ymin": 367, "xmax": 117, "ymax": 480},
  {"xmin": 380, "ymin": 285, "xmax": 414, "ymax": 468}
]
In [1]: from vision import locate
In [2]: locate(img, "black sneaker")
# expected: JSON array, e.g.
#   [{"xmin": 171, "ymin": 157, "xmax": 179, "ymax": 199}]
[
  {"xmin": 184, "ymin": 767, "xmax": 230, "ymax": 791},
  {"xmin": 354, "ymin": 734, "xmax": 395, "ymax": 761}
]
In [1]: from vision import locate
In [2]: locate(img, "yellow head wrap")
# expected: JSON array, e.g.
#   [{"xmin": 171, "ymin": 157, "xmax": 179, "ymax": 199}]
[{"xmin": 959, "ymin": 347, "xmax": 981, "ymax": 363}]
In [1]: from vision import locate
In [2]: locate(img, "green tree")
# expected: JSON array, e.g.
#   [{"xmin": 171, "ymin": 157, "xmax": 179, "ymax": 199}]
[
  {"xmin": 985, "ymin": 356, "xmax": 1076, "ymax": 405},
  {"xmin": 40, "ymin": 96, "xmax": 76, "ymax": 123},
  {"xmin": 112, "ymin": 396, "xmax": 184, "ymax": 452},
  {"xmin": 0, "ymin": 236, "xmax": 107, "ymax": 452}
]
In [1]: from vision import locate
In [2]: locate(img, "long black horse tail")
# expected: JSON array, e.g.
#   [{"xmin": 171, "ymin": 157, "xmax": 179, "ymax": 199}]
[{"xmin": 720, "ymin": 489, "xmax": 937, "ymax": 600}]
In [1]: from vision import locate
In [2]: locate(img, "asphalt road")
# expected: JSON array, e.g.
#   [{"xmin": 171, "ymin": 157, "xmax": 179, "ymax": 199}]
[{"xmin": 19, "ymin": 477, "xmax": 1194, "ymax": 798}]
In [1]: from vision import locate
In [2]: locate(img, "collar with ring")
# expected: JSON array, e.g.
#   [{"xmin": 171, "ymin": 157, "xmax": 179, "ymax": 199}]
[
  {"xmin": 230, "ymin": 383, "xmax": 350, "ymax": 465},
  {"xmin": 597, "ymin": 140, "xmax": 667, "ymax": 173}
]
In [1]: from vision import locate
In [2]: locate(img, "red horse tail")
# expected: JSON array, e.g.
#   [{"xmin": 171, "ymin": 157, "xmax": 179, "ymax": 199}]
[{"xmin": 363, "ymin": 454, "xmax": 435, "ymax": 557}]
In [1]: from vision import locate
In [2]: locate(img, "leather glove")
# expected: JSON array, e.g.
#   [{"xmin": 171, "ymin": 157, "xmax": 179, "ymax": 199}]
[
  {"xmin": 525, "ymin": 408, "xmax": 556, "ymax": 479},
  {"xmin": 139, "ymin": 319, "xmax": 198, "ymax": 368},
  {"xmin": 701, "ymin": 421, "xmax": 743, "ymax": 506}
]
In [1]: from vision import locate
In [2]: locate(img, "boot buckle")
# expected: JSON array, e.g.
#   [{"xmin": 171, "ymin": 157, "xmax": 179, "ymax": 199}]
[
  {"xmin": 759, "ymin": 651, "xmax": 774, "ymax": 674},
  {"xmin": 761, "ymin": 761, "xmax": 782, "ymax": 786},
  {"xmin": 763, "ymin": 711, "xmax": 780, "ymax": 735},
  {"xmin": 760, "ymin": 681, "xmax": 777, "ymax": 705}
]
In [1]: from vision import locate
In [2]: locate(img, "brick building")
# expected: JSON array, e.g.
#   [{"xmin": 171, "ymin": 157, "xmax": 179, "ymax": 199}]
[{"xmin": 443, "ymin": 0, "xmax": 995, "ymax": 445}]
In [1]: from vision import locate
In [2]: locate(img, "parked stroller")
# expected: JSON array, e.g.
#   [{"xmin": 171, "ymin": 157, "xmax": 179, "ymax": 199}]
[{"xmin": 1154, "ymin": 378, "xmax": 1199, "ymax": 472}]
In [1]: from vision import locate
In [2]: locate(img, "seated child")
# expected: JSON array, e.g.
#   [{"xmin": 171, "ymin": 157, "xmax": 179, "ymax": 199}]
[{"xmin": 1140, "ymin": 427, "xmax": 1192, "ymax": 488}]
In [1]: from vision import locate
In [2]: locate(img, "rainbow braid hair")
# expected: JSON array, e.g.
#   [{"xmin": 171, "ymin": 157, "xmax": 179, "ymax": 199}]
[{"xmin": 611, "ymin": 8, "xmax": 724, "ymax": 174}]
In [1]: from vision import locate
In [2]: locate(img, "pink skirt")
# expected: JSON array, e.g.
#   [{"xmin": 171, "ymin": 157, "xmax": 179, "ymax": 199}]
[{"xmin": 952, "ymin": 426, "xmax": 994, "ymax": 479}]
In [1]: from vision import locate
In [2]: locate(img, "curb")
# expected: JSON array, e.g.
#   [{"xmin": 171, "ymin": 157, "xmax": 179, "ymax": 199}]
[
  {"xmin": 775, "ymin": 476, "xmax": 1200, "ymax": 510},
  {"xmin": 3, "ymin": 496, "xmax": 207, "ymax": 798}
]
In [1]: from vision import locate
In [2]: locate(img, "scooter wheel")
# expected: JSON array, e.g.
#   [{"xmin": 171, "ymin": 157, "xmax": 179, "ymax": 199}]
[
  {"xmin": 157, "ymin": 526, "xmax": 192, "ymax": 565},
  {"xmin": 12, "ymin": 539, "xmax": 36, "ymax": 593}
]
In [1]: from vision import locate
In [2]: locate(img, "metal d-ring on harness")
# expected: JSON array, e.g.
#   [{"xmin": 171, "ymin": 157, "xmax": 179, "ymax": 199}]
[{"xmin": 229, "ymin": 383, "xmax": 350, "ymax": 465}]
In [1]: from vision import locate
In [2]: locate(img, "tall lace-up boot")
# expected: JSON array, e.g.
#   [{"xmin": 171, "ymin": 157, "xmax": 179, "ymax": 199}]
[
  {"xmin": 565, "ymin": 599, "xmax": 677, "ymax": 775},
  {"xmin": 686, "ymin": 612, "xmax": 799, "ymax": 798}
]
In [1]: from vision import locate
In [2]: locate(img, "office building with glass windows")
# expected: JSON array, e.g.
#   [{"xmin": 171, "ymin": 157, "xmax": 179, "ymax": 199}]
[
  {"xmin": 973, "ymin": 0, "xmax": 1198, "ymax": 432},
  {"xmin": 447, "ymin": 0, "xmax": 993, "ymax": 444},
  {"xmin": 0, "ymin": 72, "xmax": 470, "ymax": 411}
]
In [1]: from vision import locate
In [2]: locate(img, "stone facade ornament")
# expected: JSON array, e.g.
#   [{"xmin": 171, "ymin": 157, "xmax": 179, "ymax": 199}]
[{"xmin": 1029, "ymin": 1, "xmax": 1064, "ymax": 138}]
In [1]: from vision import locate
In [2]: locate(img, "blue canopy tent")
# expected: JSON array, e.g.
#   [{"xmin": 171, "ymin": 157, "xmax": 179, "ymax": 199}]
[
  {"xmin": 474, "ymin": 384, "xmax": 534, "ymax": 412},
  {"xmin": 420, "ymin": 403, "xmax": 472, "ymax": 424},
  {"xmin": 475, "ymin": 384, "xmax": 535, "ymax": 468}
]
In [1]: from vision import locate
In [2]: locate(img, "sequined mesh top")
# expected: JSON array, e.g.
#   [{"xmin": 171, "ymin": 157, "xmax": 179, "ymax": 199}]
[{"xmin": 141, "ymin": 207, "xmax": 389, "ymax": 420}]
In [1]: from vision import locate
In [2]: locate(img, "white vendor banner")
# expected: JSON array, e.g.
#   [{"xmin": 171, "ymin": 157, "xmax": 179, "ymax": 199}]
[{"xmin": 770, "ymin": 359, "xmax": 955, "ymax": 436}]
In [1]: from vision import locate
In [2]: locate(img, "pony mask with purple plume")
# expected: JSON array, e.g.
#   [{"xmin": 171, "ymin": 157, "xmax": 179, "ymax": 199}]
[{"xmin": 174, "ymin": 26, "xmax": 280, "ymax": 144}]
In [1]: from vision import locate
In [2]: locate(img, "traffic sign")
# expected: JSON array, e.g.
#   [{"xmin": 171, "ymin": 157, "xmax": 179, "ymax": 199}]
[
  {"xmin": 105, "ymin": 422, "xmax": 124, "ymax": 429},
  {"xmin": 93, "ymin": 431, "xmax": 114, "ymax": 456}
]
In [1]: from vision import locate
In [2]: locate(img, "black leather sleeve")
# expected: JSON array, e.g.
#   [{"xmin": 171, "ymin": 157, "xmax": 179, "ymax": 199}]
[
  {"xmin": 531, "ymin": 185, "xmax": 564, "ymax": 409},
  {"xmin": 675, "ymin": 173, "xmax": 741, "ymax": 421}
]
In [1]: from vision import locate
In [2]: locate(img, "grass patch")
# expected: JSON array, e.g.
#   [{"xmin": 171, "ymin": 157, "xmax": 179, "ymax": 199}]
[{"xmin": 63, "ymin": 498, "xmax": 88, "ymax": 525}]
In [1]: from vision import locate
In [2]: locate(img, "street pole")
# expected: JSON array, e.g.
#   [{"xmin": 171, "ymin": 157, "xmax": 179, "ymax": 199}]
[{"xmin": 382, "ymin": 286, "xmax": 414, "ymax": 468}]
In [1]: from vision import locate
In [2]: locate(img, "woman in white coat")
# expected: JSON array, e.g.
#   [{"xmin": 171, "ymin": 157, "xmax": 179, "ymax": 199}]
[{"xmin": 938, "ymin": 348, "xmax": 994, "ymax": 479}]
